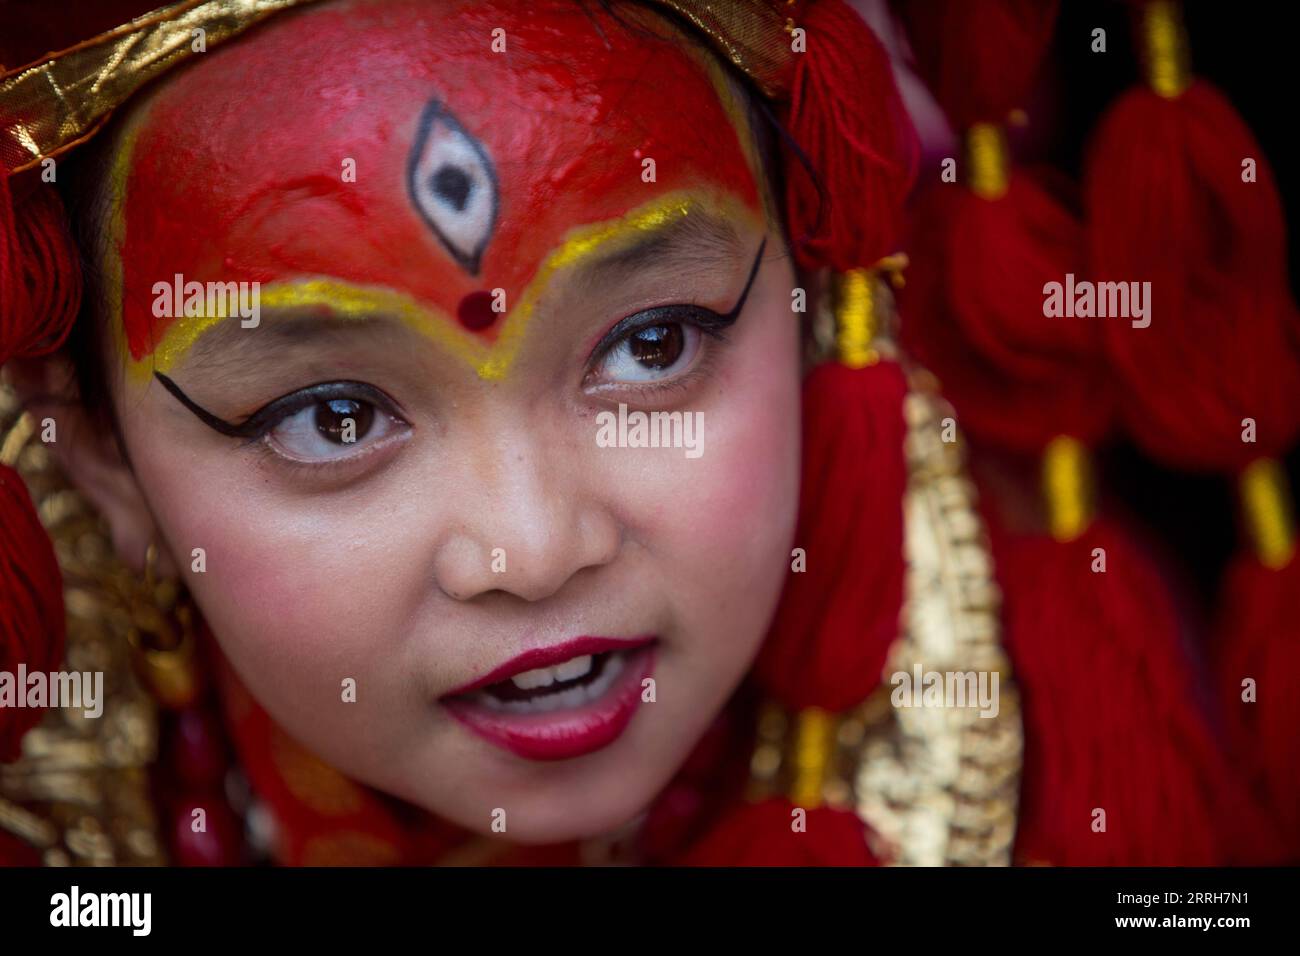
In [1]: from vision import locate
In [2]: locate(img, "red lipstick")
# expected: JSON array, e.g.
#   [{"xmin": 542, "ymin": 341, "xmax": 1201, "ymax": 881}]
[{"xmin": 441, "ymin": 636, "xmax": 656, "ymax": 761}]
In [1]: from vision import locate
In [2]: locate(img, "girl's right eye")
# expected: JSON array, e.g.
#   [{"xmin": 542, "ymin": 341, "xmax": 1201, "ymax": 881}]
[
  {"xmin": 266, "ymin": 396, "xmax": 406, "ymax": 463},
  {"xmin": 592, "ymin": 319, "xmax": 706, "ymax": 386}
]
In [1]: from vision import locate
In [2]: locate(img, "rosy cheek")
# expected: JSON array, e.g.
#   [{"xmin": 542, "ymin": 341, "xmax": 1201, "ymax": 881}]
[
  {"xmin": 125, "ymin": 446, "xmax": 376, "ymax": 688},
  {"xmin": 613, "ymin": 286, "xmax": 801, "ymax": 606}
]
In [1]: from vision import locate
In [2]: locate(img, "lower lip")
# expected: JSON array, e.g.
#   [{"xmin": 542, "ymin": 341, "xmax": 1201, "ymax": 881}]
[{"xmin": 442, "ymin": 644, "xmax": 656, "ymax": 761}]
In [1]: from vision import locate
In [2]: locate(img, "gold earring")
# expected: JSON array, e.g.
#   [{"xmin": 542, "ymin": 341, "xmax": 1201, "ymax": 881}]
[{"xmin": 122, "ymin": 543, "xmax": 199, "ymax": 710}]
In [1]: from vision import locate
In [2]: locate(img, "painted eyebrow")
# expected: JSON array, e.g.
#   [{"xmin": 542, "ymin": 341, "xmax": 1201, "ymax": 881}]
[
  {"xmin": 572, "ymin": 208, "xmax": 747, "ymax": 289},
  {"xmin": 168, "ymin": 310, "xmax": 416, "ymax": 386},
  {"xmin": 587, "ymin": 236, "xmax": 767, "ymax": 359}
]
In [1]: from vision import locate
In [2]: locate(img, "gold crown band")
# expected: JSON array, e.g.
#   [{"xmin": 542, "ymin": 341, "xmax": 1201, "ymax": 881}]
[{"xmin": 0, "ymin": 0, "xmax": 323, "ymax": 175}]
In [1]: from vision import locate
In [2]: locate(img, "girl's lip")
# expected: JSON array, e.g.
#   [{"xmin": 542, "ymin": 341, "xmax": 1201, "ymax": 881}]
[
  {"xmin": 442, "ymin": 643, "xmax": 657, "ymax": 761},
  {"xmin": 441, "ymin": 635, "xmax": 658, "ymax": 697}
]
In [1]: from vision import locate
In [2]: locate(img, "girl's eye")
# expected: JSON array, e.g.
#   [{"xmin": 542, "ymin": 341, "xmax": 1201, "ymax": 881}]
[
  {"xmin": 266, "ymin": 397, "xmax": 401, "ymax": 461},
  {"xmin": 595, "ymin": 322, "xmax": 702, "ymax": 385}
]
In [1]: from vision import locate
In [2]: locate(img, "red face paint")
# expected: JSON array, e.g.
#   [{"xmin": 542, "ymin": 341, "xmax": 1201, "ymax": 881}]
[{"xmin": 117, "ymin": 0, "xmax": 762, "ymax": 366}]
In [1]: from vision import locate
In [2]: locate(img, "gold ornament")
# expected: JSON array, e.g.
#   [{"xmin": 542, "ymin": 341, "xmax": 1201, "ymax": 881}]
[{"xmin": 0, "ymin": 383, "xmax": 165, "ymax": 865}]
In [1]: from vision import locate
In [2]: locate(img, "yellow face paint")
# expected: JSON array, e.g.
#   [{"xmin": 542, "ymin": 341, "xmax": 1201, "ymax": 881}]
[{"xmin": 125, "ymin": 191, "xmax": 760, "ymax": 384}]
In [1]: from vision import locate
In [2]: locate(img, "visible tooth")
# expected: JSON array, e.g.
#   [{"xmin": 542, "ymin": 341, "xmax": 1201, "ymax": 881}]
[
  {"xmin": 476, "ymin": 651, "xmax": 632, "ymax": 716},
  {"xmin": 583, "ymin": 652, "xmax": 624, "ymax": 702},
  {"xmin": 552, "ymin": 684, "xmax": 587, "ymax": 711},
  {"xmin": 555, "ymin": 655, "xmax": 593, "ymax": 682},
  {"xmin": 511, "ymin": 665, "xmax": 557, "ymax": 691}
]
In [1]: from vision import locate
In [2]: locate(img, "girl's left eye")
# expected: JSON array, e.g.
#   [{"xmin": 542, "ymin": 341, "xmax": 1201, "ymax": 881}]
[
  {"xmin": 593, "ymin": 321, "xmax": 703, "ymax": 385},
  {"xmin": 267, "ymin": 398, "xmax": 403, "ymax": 462}
]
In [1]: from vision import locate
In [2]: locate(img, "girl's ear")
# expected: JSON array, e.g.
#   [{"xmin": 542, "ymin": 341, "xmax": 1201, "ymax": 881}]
[{"xmin": 5, "ymin": 353, "xmax": 179, "ymax": 578}]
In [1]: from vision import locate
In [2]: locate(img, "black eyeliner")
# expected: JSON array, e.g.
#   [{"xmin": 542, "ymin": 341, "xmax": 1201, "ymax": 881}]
[
  {"xmin": 591, "ymin": 236, "xmax": 768, "ymax": 359},
  {"xmin": 155, "ymin": 372, "xmax": 253, "ymax": 438},
  {"xmin": 155, "ymin": 373, "xmax": 396, "ymax": 441}
]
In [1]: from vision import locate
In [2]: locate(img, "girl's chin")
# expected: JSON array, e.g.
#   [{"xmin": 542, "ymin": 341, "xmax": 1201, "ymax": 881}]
[{"xmin": 417, "ymin": 785, "xmax": 659, "ymax": 846}]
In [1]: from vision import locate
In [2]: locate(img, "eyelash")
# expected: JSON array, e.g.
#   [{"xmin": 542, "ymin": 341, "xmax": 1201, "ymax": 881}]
[
  {"xmin": 583, "ymin": 238, "xmax": 766, "ymax": 398},
  {"xmin": 584, "ymin": 305, "xmax": 732, "ymax": 398},
  {"xmin": 233, "ymin": 381, "xmax": 408, "ymax": 446},
  {"xmin": 162, "ymin": 240, "xmax": 766, "ymax": 473},
  {"xmin": 243, "ymin": 308, "xmax": 728, "ymax": 454}
]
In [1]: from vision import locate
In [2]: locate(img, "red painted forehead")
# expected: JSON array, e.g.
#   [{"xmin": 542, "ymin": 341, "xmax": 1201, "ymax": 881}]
[{"xmin": 118, "ymin": 0, "xmax": 762, "ymax": 361}]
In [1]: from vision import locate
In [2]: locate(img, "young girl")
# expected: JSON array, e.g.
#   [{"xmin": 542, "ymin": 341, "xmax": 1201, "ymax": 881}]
[{"xmin": 0, "ymin": 0, "xmax": 1287, "ymax": 865}]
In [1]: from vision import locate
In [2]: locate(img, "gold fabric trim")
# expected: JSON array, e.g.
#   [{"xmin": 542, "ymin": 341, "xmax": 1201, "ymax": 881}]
[
  {"xmin": 640, "ymin": 0, "xmax": 802, "ymax": 99},
  {"xmin": 869, "ymin": 366, "xmax": 1022, "ymax": 864},
  {"xmin": 0, "ymin": 0, "xmax": 322, "ymax": 174},
  {"xmin": 0, "ymin": 382, "xmax": 165, "ymax": 865}
]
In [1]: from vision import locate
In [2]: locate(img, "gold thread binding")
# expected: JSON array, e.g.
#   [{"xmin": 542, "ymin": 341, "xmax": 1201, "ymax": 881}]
[
  {"xmin": 967, "ymin": 123, "xmax": 1009, "ymax": 201},
  {"xmin": 1240, "ymin": 458, "xmax": 1296, "ymax": 570},
  {"xmin": 1042, "ymin": 435, "xmax": 1094, "ymax": 543},
  {"xmin": 1141, "ymin": 0, "xmax": 1191, "ymax": 99}
]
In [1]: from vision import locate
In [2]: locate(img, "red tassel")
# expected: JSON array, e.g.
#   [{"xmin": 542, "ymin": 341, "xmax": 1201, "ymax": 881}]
[
  {"xmin": 1213, "ymin": 551, "xmax": 1300, "ymax": 862},
  {"xmin": 0, "ymin": 171, "xmax": 82, "ymax": 366},
  {"xmin": 0, "ymin": 464, "xmax": 65, "ymax": 762},
  {"xmin": 1085, "ymin": 77, "xmax": 1300, "ymax": 470},
  {"xmin": 668, "ymin": 6, "xmax": 914, "ymax": 864},
  {"xmin": 754, "ymin": 360, "xmax": 908, "ymax": 712},
  {"xmin": 783, "ymin": 0, "xmax": 918, "ymax": 272},
  {"xmin": 894, "ymin": 0, "xmax": 1060, "ymax": 129},
  {"xmin": 0, "ymin": 168, "xmax": 80, "ymax": 762},
  {"xmin": 989, "ymin": 513, "xmax": 1273, "ymax": 864},
  {"xmin": 902, "ymin": 173, "xmax": 1112, "ymax": 455},
  {"xmin": 679, "ymin": 799, "xmax": 877, "ymax": 866}
]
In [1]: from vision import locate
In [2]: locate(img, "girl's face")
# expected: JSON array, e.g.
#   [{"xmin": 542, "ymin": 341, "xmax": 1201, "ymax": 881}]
[{"xmin": 96, "ymin": 0, "xmax": 801, "ymax": 842}]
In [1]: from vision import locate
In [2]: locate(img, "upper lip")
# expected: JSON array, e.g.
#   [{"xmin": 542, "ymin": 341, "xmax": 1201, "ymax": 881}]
[{"xmin": 441, "ymin": 635, "xmax": 658, "ymax": 698}]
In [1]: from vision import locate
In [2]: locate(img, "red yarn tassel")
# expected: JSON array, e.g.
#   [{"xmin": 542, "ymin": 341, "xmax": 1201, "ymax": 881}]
[
  {"xmin": 0, "ymin": 464, "xmax": 66, "ymax": 762},
  {"xmin": 894, "ymin": 0, "xmax": 1060, "ymax": 130},
  {"xmin": 672, "ymin": 360, "xmax": 907, "ymax": 865},
  {"xmin": 1083, "ymin": 5, "xmax": 1300, "ymax": 471},
  {"xmin": 0, "ymin": 167, "xmax": 80, "ymax": 762},
  {"xmin": 1213, "ymin": 551, "xmax": 1300, "ymax": 863},
  {"xmin": 902, "ymin": 172, "xmax": 1112, "ymax": 455},
  {"xmin": 1211, "ymin": 460, "xmax": 1300, "ymax": 862},
  {"xmin": 783, "ymin": 0, "xmax": 918, "ymax": 273},
  {"xmin": 1, "ymin": 170, "xmax": 82, "ymax": 365},
  {"xmin": 754, "ymin": 359, "xmax": 908, "ymax": 712},
  {"xmin": 989, "ymin": 513, "xmax": 1273, "ymax": 864}
]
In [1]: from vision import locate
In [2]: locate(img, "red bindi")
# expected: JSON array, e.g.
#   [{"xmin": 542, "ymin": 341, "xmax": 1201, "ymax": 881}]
[{"xmin": 456, "ymin": 290, "xmax": 498, "ymax": 332}]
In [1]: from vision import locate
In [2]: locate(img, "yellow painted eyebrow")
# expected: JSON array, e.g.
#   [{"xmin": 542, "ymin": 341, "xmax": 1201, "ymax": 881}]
[{"xmin": 123, "ymin": 190, "xmax": 761, "ymax": 384}]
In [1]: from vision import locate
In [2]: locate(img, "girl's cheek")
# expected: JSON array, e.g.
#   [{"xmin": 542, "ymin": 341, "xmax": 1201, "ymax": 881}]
[
  {"xmin": 605, "ymin": 285, "xmax": 801, "ymax": 611},
  {"xmin": 130, "ymin": 448, "xmax": 392, "ymax": 684}
]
